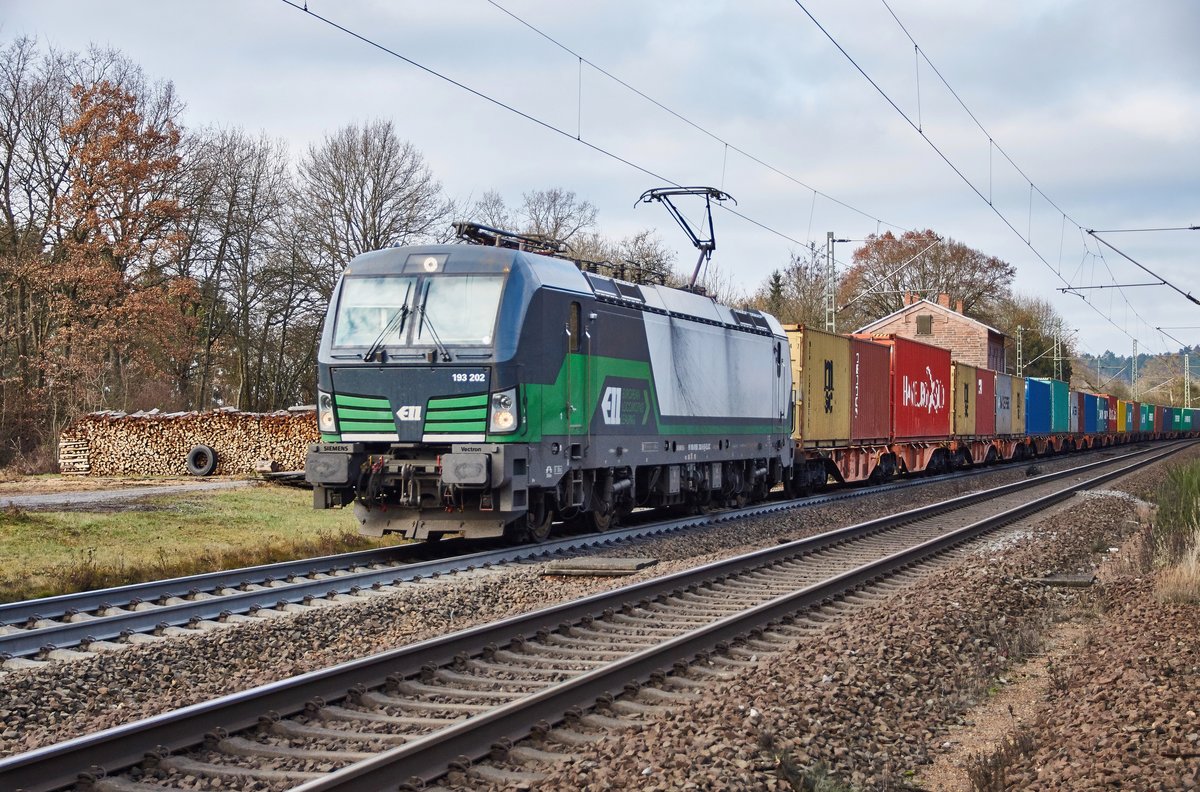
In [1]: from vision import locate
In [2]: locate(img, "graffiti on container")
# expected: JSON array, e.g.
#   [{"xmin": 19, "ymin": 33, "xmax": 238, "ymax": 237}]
[
  {"xmin": 823, "ymin": 360, "xmax": 835, "ymax": 414},
  {"xmin": 902, "ymin": 367, "xmax": 946, "ymax": 414},
  {"xmin": 852, "ymin": 352, "xmax": 860, "ymax": 418}
]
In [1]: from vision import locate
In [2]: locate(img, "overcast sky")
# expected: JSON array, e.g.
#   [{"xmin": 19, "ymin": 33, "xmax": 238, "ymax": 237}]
[{"xmin": 6, "ymin": 0, "xmax": 1198, "ymax": 358}]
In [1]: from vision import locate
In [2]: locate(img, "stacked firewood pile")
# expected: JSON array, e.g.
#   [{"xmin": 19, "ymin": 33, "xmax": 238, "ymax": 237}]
[{"xmin": 57, "ymin": 407, "xmax": 319, "ymax": 476}]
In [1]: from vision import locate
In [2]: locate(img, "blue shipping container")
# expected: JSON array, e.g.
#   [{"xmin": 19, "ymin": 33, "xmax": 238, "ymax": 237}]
[
  {"xmin": 1026, "ymin": 378, "xmax": 1052, "ymax": 434},
  {"xmin": 1097, "ymin": 396, "xmax": 1109, "ymax": 432},
  {"xmin": 1084, "ymin": 393, "xmax": 1099, "ymax": 433}
]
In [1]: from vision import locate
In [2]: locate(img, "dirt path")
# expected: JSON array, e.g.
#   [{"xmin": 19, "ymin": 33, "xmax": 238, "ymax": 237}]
[{"xmin": 0, "ymin": 480, "xmax": 254, "ymax": 509}]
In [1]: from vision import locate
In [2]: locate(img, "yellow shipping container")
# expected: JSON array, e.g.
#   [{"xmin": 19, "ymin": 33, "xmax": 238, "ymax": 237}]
[
  {"xmin": 1010, "ymin": 375, "xmax": 1026, "ymax": 434},
  {"xmin": 1116, "ymin": 399, "xmax": 1128, "ymax": 433},
  {"xmin": 952, "ymin": 362, "xmax": 978, "ymax": 436},
  {"xmin": 785, "ymin": 325, "xmax": 851, "ymax": 446}
]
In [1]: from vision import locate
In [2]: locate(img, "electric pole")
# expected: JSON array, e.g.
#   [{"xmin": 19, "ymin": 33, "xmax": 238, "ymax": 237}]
[
  {"xmin": 1185, "ymin": 350, "xmax": 1192, "ymax": 408},
  {"xmin": 1053, "ymin": 324, "xmax": 1063, "ymax": 381},
  {"xmin": 1016, "ymin": 326, "xmax": 1024, "ymax": 374},
  {"xmin": 1132, "ymin": 340, "xmax": 1139, "ymax": 400},
  {"xmin": 825, "ymin": 232, "xmax": 835, "ymax": 333}
]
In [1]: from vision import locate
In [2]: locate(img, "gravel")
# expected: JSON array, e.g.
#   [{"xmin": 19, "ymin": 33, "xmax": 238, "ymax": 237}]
[
  {"xmin": 496, "ymin": 444, "xmax": 1200, "ymax": 791},
  {"xmin": 522, "ymin": 497, "xmax": 1142, "ymax": 791},
  {"xmin": 0, "ymin": 443, "xmax": 1188, "ymax": 777},
  {"xmin": 988, "ymin": 580, "xmax": 1199, "ymax": 790}
]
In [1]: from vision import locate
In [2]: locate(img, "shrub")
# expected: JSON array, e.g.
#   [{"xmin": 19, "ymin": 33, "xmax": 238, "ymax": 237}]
[{"xmin": 1153, "ymin": 462, "xmax": 1200, "ymax": 564}]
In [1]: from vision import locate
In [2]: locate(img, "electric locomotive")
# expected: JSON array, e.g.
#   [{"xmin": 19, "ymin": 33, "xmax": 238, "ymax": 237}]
[{"xmin": 305, "ymin": 224, "xmax": 793, "ymax": 541}]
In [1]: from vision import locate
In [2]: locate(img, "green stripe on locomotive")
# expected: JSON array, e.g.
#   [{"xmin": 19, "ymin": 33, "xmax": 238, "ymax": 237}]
[
  {"xmin": 424, "ymin": 392, "xmax": 489, "ymax": 435},
  {"xmin": 488, "ymin": 352, "xmax": 786, "ymax": 443}
]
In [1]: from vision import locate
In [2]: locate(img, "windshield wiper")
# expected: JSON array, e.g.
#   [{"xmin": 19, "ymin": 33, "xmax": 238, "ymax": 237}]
[
  {"xmin": 361, "ymin": 284, "xmax": 412, "ymax": 363},
  {"xmin": 418, "ymin": 282, "xmax": 452, "ymax": 363}
]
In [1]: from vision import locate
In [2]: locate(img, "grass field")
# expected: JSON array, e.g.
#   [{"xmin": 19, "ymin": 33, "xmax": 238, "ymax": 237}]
[{"xmin": 0, "ymin": 484, "xmax": 405, "ymax": 602}]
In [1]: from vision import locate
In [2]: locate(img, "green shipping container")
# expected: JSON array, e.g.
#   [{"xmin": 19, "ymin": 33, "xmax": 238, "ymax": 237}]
[
  {"xmin": 1141, "ymin": 403, "xmax": 1154, "ymax": 431},
  {"xmin": 1173, "ymin": 407, "xmax": 1183, "ymax": 432}
]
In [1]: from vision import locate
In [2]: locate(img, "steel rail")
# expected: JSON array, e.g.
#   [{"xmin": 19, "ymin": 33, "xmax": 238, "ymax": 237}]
[
  {"xmin": 299, "ymin": 441, "xmax": 1182, "ymax": 791},
  {"xmin": 0, "ymin": 442, "xmax": 1183, "ymax": 792},
  {"xmin": 0, "ymin": 445, "xmax": 1117, "ymax": 659},
  {"xmin": 0, "ymin": 544, "xmax": 417, "ymax": 624},
  {"xmin": 0, "ymin": 447, "xmax": 1044, "ymax": 624}
]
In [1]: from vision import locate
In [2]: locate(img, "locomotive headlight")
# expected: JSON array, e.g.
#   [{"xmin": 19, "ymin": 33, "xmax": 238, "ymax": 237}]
[
  {"xmin": 318, "ymin": 391, "xmax": 337, "ymax": 433},
  {"xmin": 489, "ymin": 387, "xmax": 519, "ymax": 433}
]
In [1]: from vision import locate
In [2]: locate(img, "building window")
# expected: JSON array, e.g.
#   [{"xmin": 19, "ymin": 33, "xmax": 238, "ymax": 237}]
[{"xmin": 916, "ymin": 314, "xmax": 932, "ymax": 335}]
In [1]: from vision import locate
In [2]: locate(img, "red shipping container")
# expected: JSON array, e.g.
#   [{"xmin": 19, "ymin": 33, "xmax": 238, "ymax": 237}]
[
  {"xmin": 1155, "ymin": 405, "xmax": 1165, "ymax": 434},
  {"xmin": 859, "ymin": 334, "xmax": 951, "ymax": 440},
  {"xmin": 975, "ymin": 368, "xmax": 996, "ymax": 436},
  {"xmin": 849, "ymin": 336, "xmax": 891, "ymax": 443},
  {"xmin": 1130, "ymin": 400, "xmax": 1140, "ymax": 432},
  {"xmin": 1106, "ymin": 395, "xmax": 1118, "ymax": 433}
]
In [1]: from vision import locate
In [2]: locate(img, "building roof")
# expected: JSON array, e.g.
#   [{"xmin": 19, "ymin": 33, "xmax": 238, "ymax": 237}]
[{"xmin": 855, "ymin": 298, "xmax": 1007, "ymax": 338}]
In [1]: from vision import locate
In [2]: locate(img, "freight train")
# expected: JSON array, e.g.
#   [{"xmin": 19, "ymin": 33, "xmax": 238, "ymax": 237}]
[{"xmin": 305, "ymin": 224, "xmax": 1197, "ymax": 541}]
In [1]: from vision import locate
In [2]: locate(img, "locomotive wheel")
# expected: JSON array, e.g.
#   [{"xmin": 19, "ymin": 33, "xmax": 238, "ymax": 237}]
[
  {"xmin": 508, "ymin": 496, "xmax": 553, "ymax": 543},
  {"xmin": 526, "ymin": 500, "xmax": 553, "ymax": 542},
  {"xmin": 688, "ymin": 490, "xmax": 711, "ymax": 515},
  {"xmin": 587, "ymin": 502, "xmax": 613, "ymax": 532}
]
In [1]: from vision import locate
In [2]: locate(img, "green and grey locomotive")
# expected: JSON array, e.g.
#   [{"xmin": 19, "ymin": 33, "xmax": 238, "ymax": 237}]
[{"xmin": 305, "ymin": 232, "xmax": 793, "ymax": 541}]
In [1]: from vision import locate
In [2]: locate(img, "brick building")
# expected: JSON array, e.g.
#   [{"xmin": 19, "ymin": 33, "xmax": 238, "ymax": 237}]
[{"xmin": 855, "ymin": 293, "xmax": 1009, "ymax": 372}]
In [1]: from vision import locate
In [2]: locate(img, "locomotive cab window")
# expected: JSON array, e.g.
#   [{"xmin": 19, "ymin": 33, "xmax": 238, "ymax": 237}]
[
  {"xmin": 332, "ymin": 275, "xmax": 417, "ymax": 347},
  {"xmin": 415, "ymin": 274, "xmax": 505, "ymax": 346},
  {"xmin": 332, "ymin": 273, "xmax": 505, "ymax": 348}
]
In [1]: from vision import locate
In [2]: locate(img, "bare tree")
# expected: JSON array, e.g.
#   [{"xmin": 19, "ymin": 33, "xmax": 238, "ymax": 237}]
[
  {"xmin": 295, "ymin": 120, "xmax": 452, "ymax": 299},
  {"xmin": 615, "ymin": 229, "xmax": 674, "ymax": 276},
  {"xmin": 839, "ymin": 230, "xmax": 1015, "ymax": 330},
  {"xmin": 746, "ymin": 245, "xmax": 828, "ymax": 325},
  {"xmin": 467, "ymin": 189, "xmax": 514, "ymax": 230},
  {"xmin": 519, "ymin": 187, "xmax": 596, "ymax": 243}
]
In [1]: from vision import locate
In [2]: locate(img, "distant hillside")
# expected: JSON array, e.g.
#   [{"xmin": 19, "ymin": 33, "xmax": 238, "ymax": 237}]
[{"xmin": 1074, "ymin": 346, "xmax": 1197, "ymax": 405}]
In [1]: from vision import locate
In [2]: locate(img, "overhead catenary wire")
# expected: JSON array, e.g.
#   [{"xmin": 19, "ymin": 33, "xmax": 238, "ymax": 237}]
[
  {"xmin": 483, "ymin": 0, "xmax": 907, "ymax": 238},
  {"xmin": 1087, "ymin": 231, "xmax": 1200, "ymax": 307},
  {"xmin": 279, "ymin": 0, "xmax": 822, "ymax": 254},
  {"xmin": 788, "ymin": 0, "xmax": 1167, "ymax": 355},
  {"xmin": 1086, "ymin": 241, "xmax": 1165, "ymax": 354},
  {"xmin": 287, "ymin": 0, "xmax": 1176, "ymax": 358},
  {"xmin": 1089, "ymin": 225, "xmax": 1199, "ymax": 233}
]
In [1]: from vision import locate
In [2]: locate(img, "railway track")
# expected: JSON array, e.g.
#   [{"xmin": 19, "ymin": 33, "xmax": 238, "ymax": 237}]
[
  {"xmin": 0, "ymin": 442, "xmax": 1184, "ymax": 792},
  {"xmin": 0, "ymin": 444, "xmax": 1145, "ymax": 664}
]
